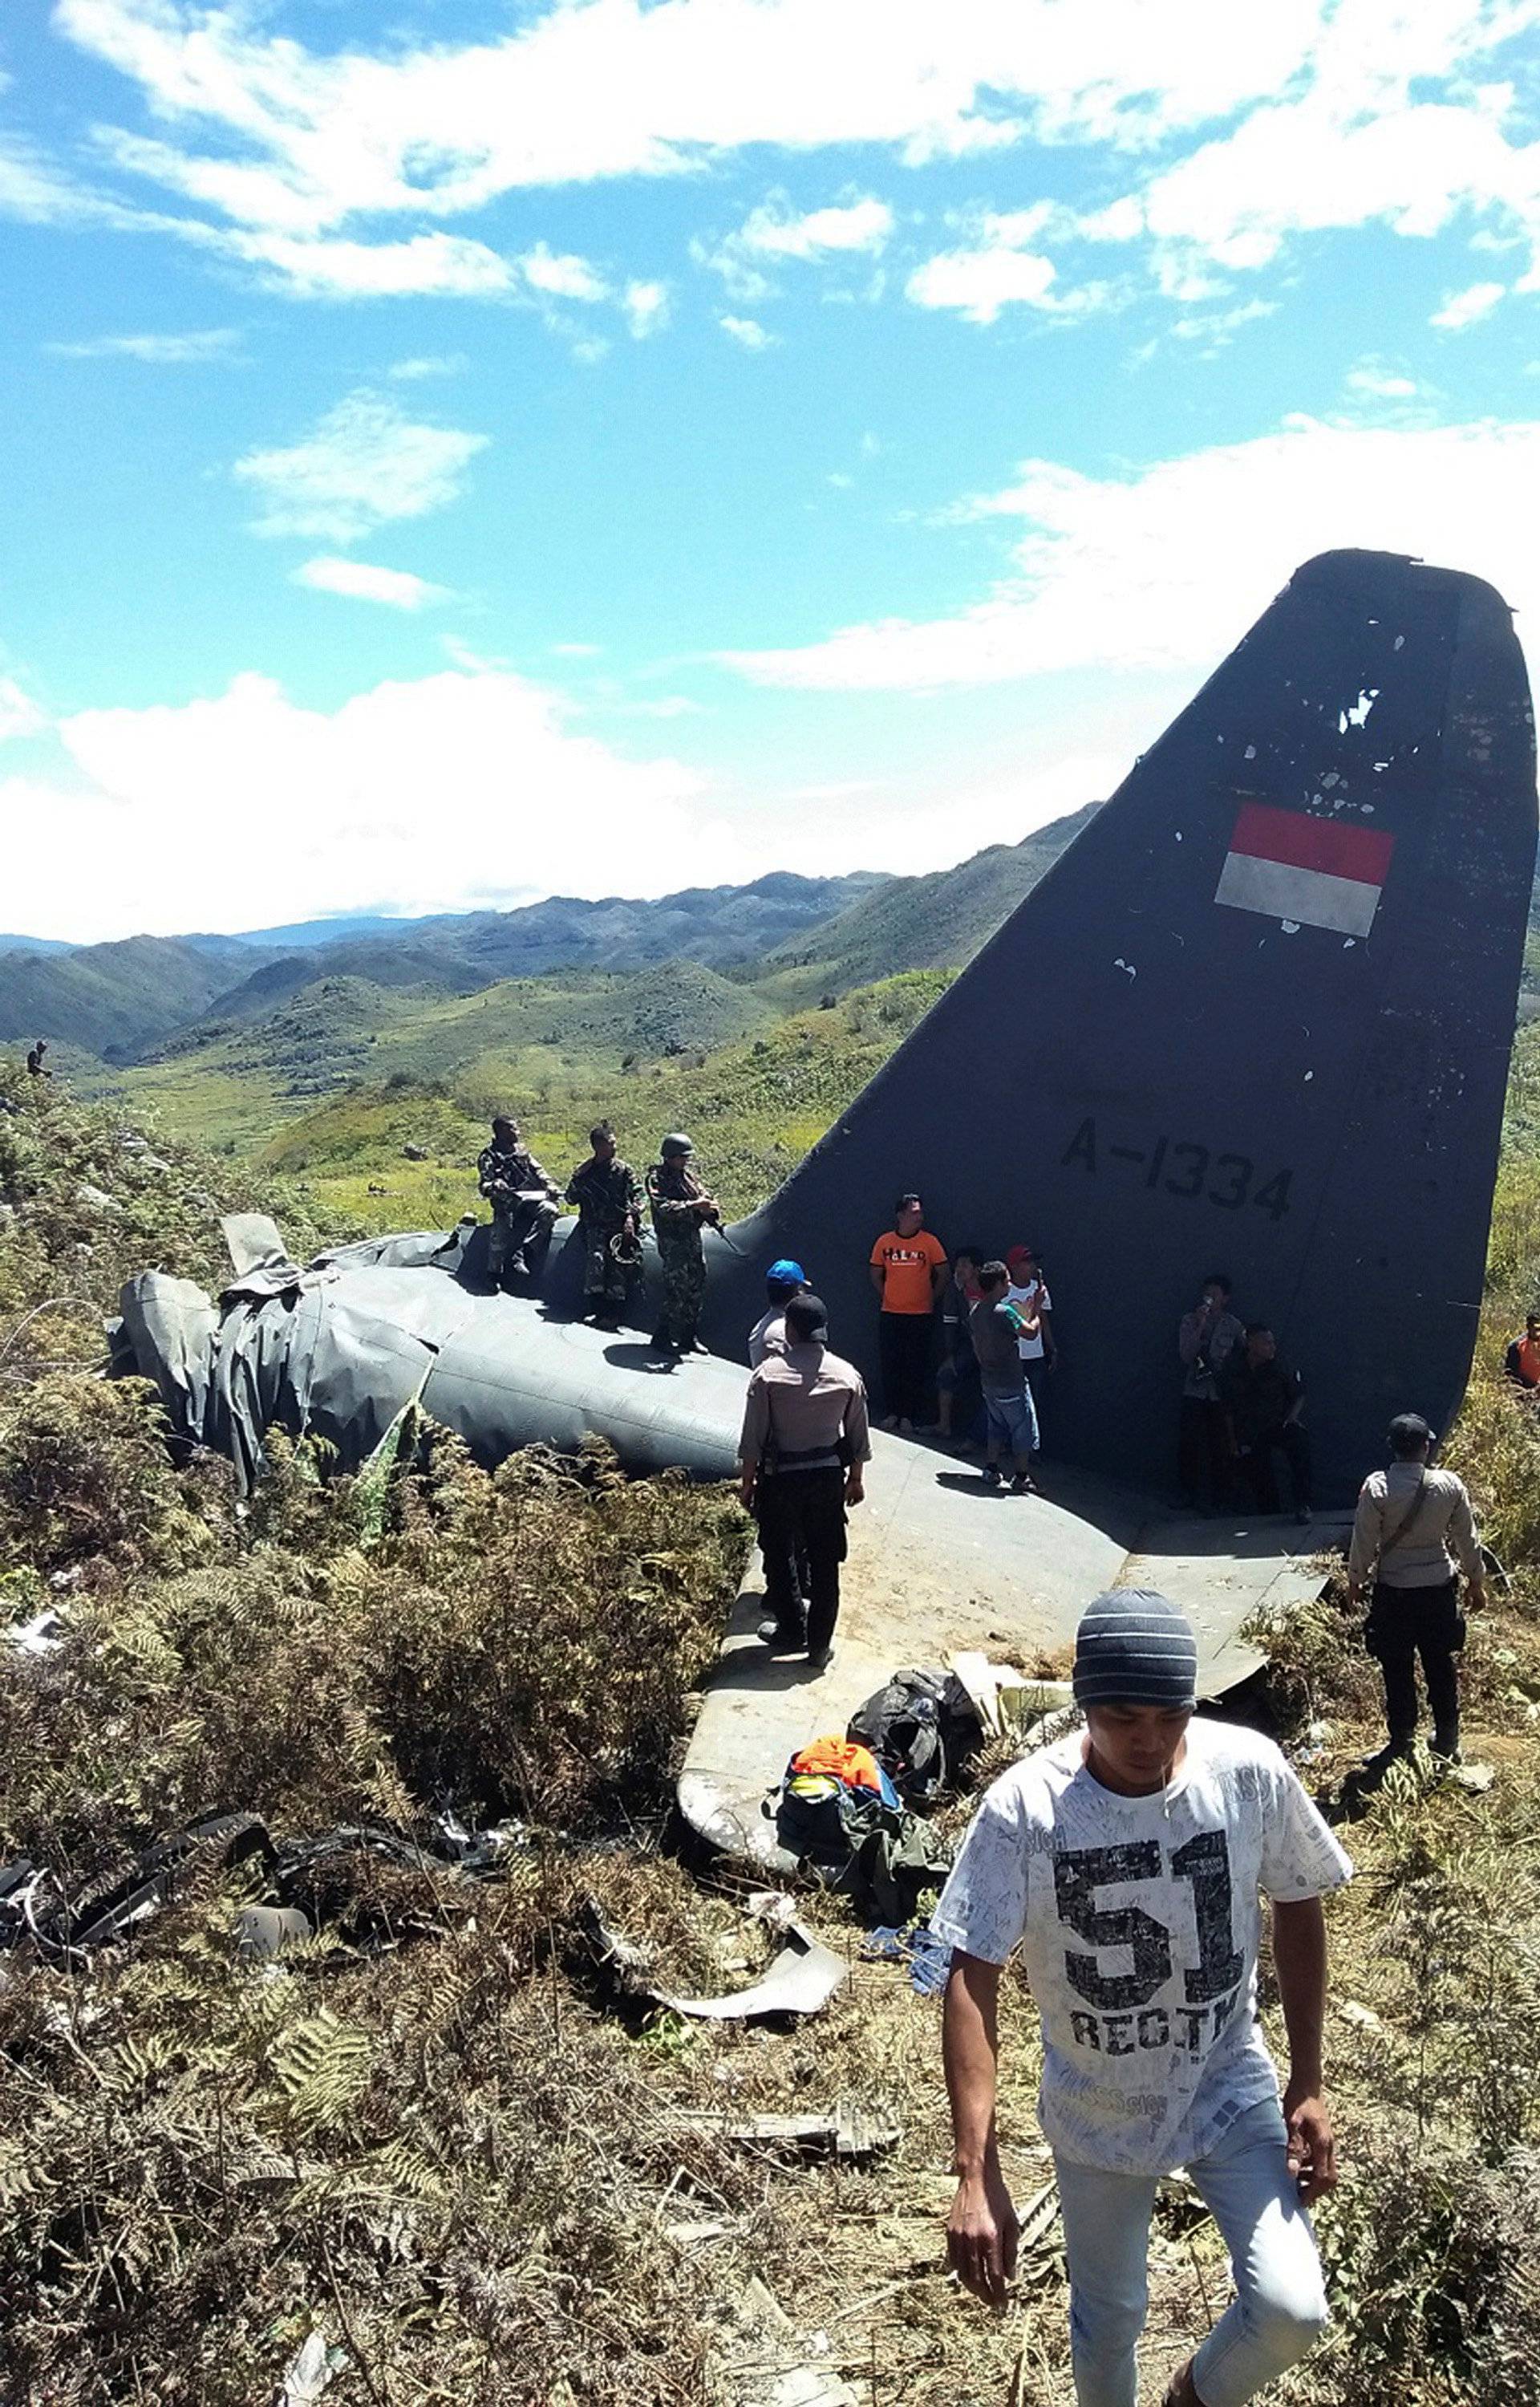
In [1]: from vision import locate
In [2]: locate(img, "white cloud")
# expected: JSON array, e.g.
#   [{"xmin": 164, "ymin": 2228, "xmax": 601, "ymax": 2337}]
[
  {"xmin": 388, "ymin": 353, "xmax": 468, "ymax": 380},
  {"xmin": 1431, "ymin": 278, "xmax": 1506, "ymax": 330},
  {"xmin": 906, "ymin": 205, "xmax": 1108, "ymax": 325},
  {"xmin": 220, "ymin": 229, "xmax": 516, "ymax": 298},
  {"xmin": 44, "ymin": 326, "xmax": 241, "ymax": 361},
  {"xmin": 23, "ymin": 2, "xmax": 1540, "ymax": 306},
  {"xmin": 517, "ymin": 241, "xmax": 609, "ymax": 302},
  {"xmin": 0, "ymin": 678, "xmax": 46, "ymax": 742},
  {"xmin": 293, "ymin": 556, "xmax": 450, "ymax": 610},
  {"xmin": 719, "ymin": 314, "xmax": 777, "ymax": 349},
  {"xmin": 233, "ymin": 392, "xmax": 488, "ymax": 544},
  {"xmin": 1344, "ymin": 360, "xmax": 1421, "ymax": 400},
  {"xmin": 699, "ymin": 192, "xmax": 894, "ymax": 297},
  {"xmin": 723, "ymin": 416, "xmax": 1540, "ymax": 688},
  {"xmin": 1, "ymin": 665, "xmax": 719, "ymax": 940},
  {"xmin": 907, "ymin": 241, "xmax": 1056, "ymax": 325},
  {"xmin": 622, "ymin": 278, "xmax": 671, "ymax": 337}
]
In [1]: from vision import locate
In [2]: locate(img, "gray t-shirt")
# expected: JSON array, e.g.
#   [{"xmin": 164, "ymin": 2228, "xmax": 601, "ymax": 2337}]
[
  {"xmin": 969, "ymin": 1296, "xmax": 1027, "ymax": 1396},
  {"xmin": 931, "ymin": 1719, "xmax": 1352, "ymax": 2174}
]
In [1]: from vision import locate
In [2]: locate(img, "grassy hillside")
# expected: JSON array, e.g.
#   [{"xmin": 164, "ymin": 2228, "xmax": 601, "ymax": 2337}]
[
  {"xmin": 0, "ymin": 933, "xmax": 286, "ymax": 1061},
  {"xmin": 252, "ymin": 970, "xmax": 950, "ymax": 1231},
  {"xmin": 757, "ymin": 805, "xmax": 1100, "ymax": 1001}
]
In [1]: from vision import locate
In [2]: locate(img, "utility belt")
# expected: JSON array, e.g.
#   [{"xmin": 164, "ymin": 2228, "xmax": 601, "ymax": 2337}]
[{"xmin": 760, "ymin": 1443, "xmax": 844, "ymax": 1476}]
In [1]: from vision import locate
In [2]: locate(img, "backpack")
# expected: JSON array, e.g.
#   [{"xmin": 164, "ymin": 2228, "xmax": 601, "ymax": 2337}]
[{"xmin": 846, "ymin": 1667, "xmax": 981, "ymax": 1804}]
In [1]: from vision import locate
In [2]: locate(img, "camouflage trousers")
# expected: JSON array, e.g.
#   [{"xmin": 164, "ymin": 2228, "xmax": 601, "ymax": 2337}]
[
  {"xmin": 657, "ymin": 1236, "xmax": 706, "ymax": 1350},
  {"xmin": 582, "ymin": 1225, "xmax": 637, "ymax": 1309},
  {"xmin": 487, "ymin": 1196, "xmax": 557, "ymax": 1285}
]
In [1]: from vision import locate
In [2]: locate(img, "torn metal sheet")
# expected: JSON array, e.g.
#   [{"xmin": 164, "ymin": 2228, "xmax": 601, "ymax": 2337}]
[{"xmin": 658, "ymin": 1920, "xmax": 845, "ymax": 2020}]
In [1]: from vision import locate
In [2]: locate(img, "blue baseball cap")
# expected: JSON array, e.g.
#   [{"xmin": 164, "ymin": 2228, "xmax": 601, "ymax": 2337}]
[{"xmin": 768, "ymin": 1258, "xmax": 808, "ymax": 1286}]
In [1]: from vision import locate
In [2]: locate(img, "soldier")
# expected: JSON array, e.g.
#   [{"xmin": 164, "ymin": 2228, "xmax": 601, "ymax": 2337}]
[
  {"xmin": 477, "ymin": 1114, "xmax": 559, "ymax": 1292},
  {"xmin": 646, "ymin": 1132, "xmax": 719, "ymax": 1358},
  {"xmin": 566, "ymin": 1120, "xmax": 643, "ymax": 1331},
  {"xmin": 25, "ymin": 1037, "xmax": 51, "ymax": 1079}
]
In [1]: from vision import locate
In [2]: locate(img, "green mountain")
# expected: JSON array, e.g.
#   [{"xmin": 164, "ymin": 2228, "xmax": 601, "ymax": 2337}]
[
  {"xmin": 758, "ymin": 805, "xmax": 1101, "ymax": 998},
  {"xmin": 0, "ymin": 933, "xmax": 286, "ymax": 1062}
]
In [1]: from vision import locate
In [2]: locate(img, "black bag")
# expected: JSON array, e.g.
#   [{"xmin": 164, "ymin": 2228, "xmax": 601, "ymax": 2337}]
[{"xmin": 847, "ymin": 1666, "xmax": 981, "ymax": 1804}]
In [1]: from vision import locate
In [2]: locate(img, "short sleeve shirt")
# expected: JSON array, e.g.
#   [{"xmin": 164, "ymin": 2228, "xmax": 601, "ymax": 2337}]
[
  {"xmin": 1007, "ymin": 1277, "xmax": 1052, "ymax": 1362},
  {"xmin": 930, "ymin": 1719, "xmax": 1352, "ymax": 2174},
  {"xmin": 870, "ymin": 1228, "xmax": 946, "ymax": 1313}
]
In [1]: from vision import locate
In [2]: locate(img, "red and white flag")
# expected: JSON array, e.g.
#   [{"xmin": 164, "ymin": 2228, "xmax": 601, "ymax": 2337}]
[{"xmin": 1214, "ymin": 801, "xmax": 1395, "ymax": 938}]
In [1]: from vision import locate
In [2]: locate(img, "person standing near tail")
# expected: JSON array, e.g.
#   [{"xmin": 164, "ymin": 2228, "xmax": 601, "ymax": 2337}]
[
  {"xmin": 968, "ymin": 1261, "xmax": 1040, "ymax": 1494},
  {"xmin": 749, "ymin": 1259, "xmax": 808, "ymax": 1367},
  {"xmin": 936, "ymin": 1591, "xmax": 1350, "ymax": 2407},
  {"xmin": 869, "ymin": 1192, "xmax": 947, "ymax": 1432},
  {"xmin": 1348, "ymin": 1413, "xmax": 1485, "ymax": 1766}
]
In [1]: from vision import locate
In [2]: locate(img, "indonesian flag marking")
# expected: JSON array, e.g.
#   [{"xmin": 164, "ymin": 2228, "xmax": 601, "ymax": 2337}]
[{"xmin": 1214, "ymin": 801, "xmax": 1395, "ymax": 937}]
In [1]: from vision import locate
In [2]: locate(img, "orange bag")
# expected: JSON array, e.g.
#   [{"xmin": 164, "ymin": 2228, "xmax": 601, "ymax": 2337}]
[{"xmin": 788, "ymin": 1736, "xmax": 887, "ymax": 1795}]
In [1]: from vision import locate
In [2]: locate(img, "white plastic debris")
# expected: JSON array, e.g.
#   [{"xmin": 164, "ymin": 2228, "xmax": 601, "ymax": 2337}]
[{"xmin": 278, "ymin": 2329, "xmax": 348, "ymax": 2405}]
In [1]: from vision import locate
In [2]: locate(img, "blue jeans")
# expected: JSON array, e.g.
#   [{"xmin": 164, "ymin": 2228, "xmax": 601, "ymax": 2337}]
[
  {"xmin": 1054, "ymin": 2101, "xmax": 1328, "ymax": 2407},
  {"xmin": 983, "ymin": 1382, "xmax": 1039, "ymax": 1460}
]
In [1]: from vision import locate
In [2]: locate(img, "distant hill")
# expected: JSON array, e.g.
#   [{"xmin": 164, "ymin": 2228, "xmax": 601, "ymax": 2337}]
[
  {"xmin": 0, "ymin": 933, "xmax": 289, "ymax": 1061},
  {"xmin": 0, "ymin": 871, "xmax": 884, "ymax": 1065},
  {"xmin": 0, "ymin": 933, "xmax": 72, "ymax": 955},
  {"xmin": 760, "ymin": 804, "xmax": 1102, "ymax": 996}
]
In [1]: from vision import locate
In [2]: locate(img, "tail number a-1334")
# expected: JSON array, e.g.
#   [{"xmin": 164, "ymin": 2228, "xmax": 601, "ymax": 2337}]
[{"xmin": 1060, "ymin": 1120, "xmax": 1293, "ymax": 1220}]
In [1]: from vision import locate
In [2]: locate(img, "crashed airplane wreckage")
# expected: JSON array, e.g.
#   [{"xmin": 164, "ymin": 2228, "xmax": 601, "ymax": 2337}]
[{"xmin": 116, "ymin": 550, "xmax": 1537, "ymax": 1859}]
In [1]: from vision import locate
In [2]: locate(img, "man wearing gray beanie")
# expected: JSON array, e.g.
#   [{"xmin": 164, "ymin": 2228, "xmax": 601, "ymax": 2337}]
[{"xmin": 932, "ymin": 1590, "xmax": 1352, "ymax": 2407}]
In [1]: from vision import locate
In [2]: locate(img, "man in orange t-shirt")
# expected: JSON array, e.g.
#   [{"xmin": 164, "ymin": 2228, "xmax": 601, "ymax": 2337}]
[
  {"xmin": 869, "ymin": 1192, "xmax": 948, "ymax": 1432},
  {"xmin": 1505, "ymin": 1311, "xmax": 1540, "ymax": 1395}
]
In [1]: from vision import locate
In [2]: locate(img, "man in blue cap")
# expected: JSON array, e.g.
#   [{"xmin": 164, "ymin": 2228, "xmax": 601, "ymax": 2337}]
[
  {"xmin": 748, "ymin": 1258, "xmax": 809, "ymax": 1367},
  {"xmin": 934, "ymin": 1590, "xmax": 1352, "ymax": 2407}
]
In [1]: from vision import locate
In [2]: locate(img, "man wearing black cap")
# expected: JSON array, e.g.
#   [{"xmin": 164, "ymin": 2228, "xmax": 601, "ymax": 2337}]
[
  {"xmin": 737, "ymin": 1293, "xmax": 870, "ymax": 1668},
  {"xmin": 934, "ymin": 1590, "xmax": 1351, "ymax": 2407},
  {"xmin": 1348, "ymin": 1414, "xmax": 1485, "ymax": 1765}
]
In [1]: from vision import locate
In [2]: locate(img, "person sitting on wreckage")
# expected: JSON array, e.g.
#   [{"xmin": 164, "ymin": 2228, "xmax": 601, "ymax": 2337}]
[
  {"xmin": 566, "ymin": 1119, "xmax": 643, "ymax": 1331},
  {"xmin": 477, "ymin": 1114, "xmax": 560, "ymax": 1291}
]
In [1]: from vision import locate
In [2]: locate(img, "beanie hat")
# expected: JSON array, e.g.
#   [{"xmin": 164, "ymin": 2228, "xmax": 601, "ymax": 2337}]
[{"xmin": 1072, "ymin": 1590, "xmax": 1198, "ymax": 1711}]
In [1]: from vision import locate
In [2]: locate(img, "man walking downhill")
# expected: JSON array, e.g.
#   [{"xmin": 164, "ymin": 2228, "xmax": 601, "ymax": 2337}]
[
  {"xmin": 646, "ymin": 1133, "xmax": 719, "ymax": 1358},
  {"xmin": 565, "ymin": 1121, "xmax": 643, "ymax": 1331},
  {"xmin": 478, "ymin": 1115, "xmax": 561, "ymax": 1292},
  {"xmin": 1348, "ymin": 1413, "xmax": 1485, "ymax": 1768},
  {"xmin": 869, "ymin": 1192, "xmax": 947, "ymax": 1432},
  {"xmin": 739, "ymin": 1293, "xmax": 870, "ymax": 1669},
  {"xmin": 936, "ymin": 1592, "xmax": 1350, "ymax": 2407},
  {"xmin": 969, "ymin": 1260, "xmax": 1040, "ymax": 1494}
]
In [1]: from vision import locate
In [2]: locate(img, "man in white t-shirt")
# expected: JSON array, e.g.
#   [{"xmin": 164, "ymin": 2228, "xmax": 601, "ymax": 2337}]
[{"xmin": 934, "ymin": 1590, "xmax": 1351, "ymax": 2407}]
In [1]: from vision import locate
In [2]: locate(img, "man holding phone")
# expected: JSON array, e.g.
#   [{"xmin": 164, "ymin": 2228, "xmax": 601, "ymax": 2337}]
[{"xmin": 934, "ymin": 1591, "xmax": 1351, "ymax": 2407}]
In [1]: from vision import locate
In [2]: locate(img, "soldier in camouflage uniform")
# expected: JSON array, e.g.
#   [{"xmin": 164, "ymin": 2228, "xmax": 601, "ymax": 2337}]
[
  {"xmin": 477, "ymin": 1114, "xmax": 560, "ymax": 1290},
  {"xmin": 646, "ymin": 1132, "xmax": 719, "ymax": 1357},
  {"xmin": 565, "ymin": 1120, "xmax": 643, "ymax": 1329}
]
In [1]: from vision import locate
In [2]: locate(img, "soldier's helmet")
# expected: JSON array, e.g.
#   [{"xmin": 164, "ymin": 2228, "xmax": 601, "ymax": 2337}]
[{"xmin": 661, "ymin": 1132, "xmax": 695, "ymax": 1158}]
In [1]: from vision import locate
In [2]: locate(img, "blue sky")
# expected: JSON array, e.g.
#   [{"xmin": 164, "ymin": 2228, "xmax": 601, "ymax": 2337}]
[{"xmin": 2, "ymin": 0, "xmax": 1539, "ymax": 939}]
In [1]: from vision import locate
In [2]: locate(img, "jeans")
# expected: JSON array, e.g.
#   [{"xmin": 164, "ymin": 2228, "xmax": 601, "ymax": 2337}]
[
  {"xmin": 878, "ymin": 1312, "xmax": 932, "ymax": 1422},
  {"xmin": 755, "ymin": 1468, "xmax": 848, "ymax": 1655},
  {"xmin": 1054, "ymin": 2100, "xmax": 1328, "ymax": 2407},
  {"xmin": 1367, "ymin": 1579, "xmax": 1463, "ymax": 1755},
  {"xmin": 983, "ymin": 1382, "xmax": 1040, "ymax": 1462}
]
